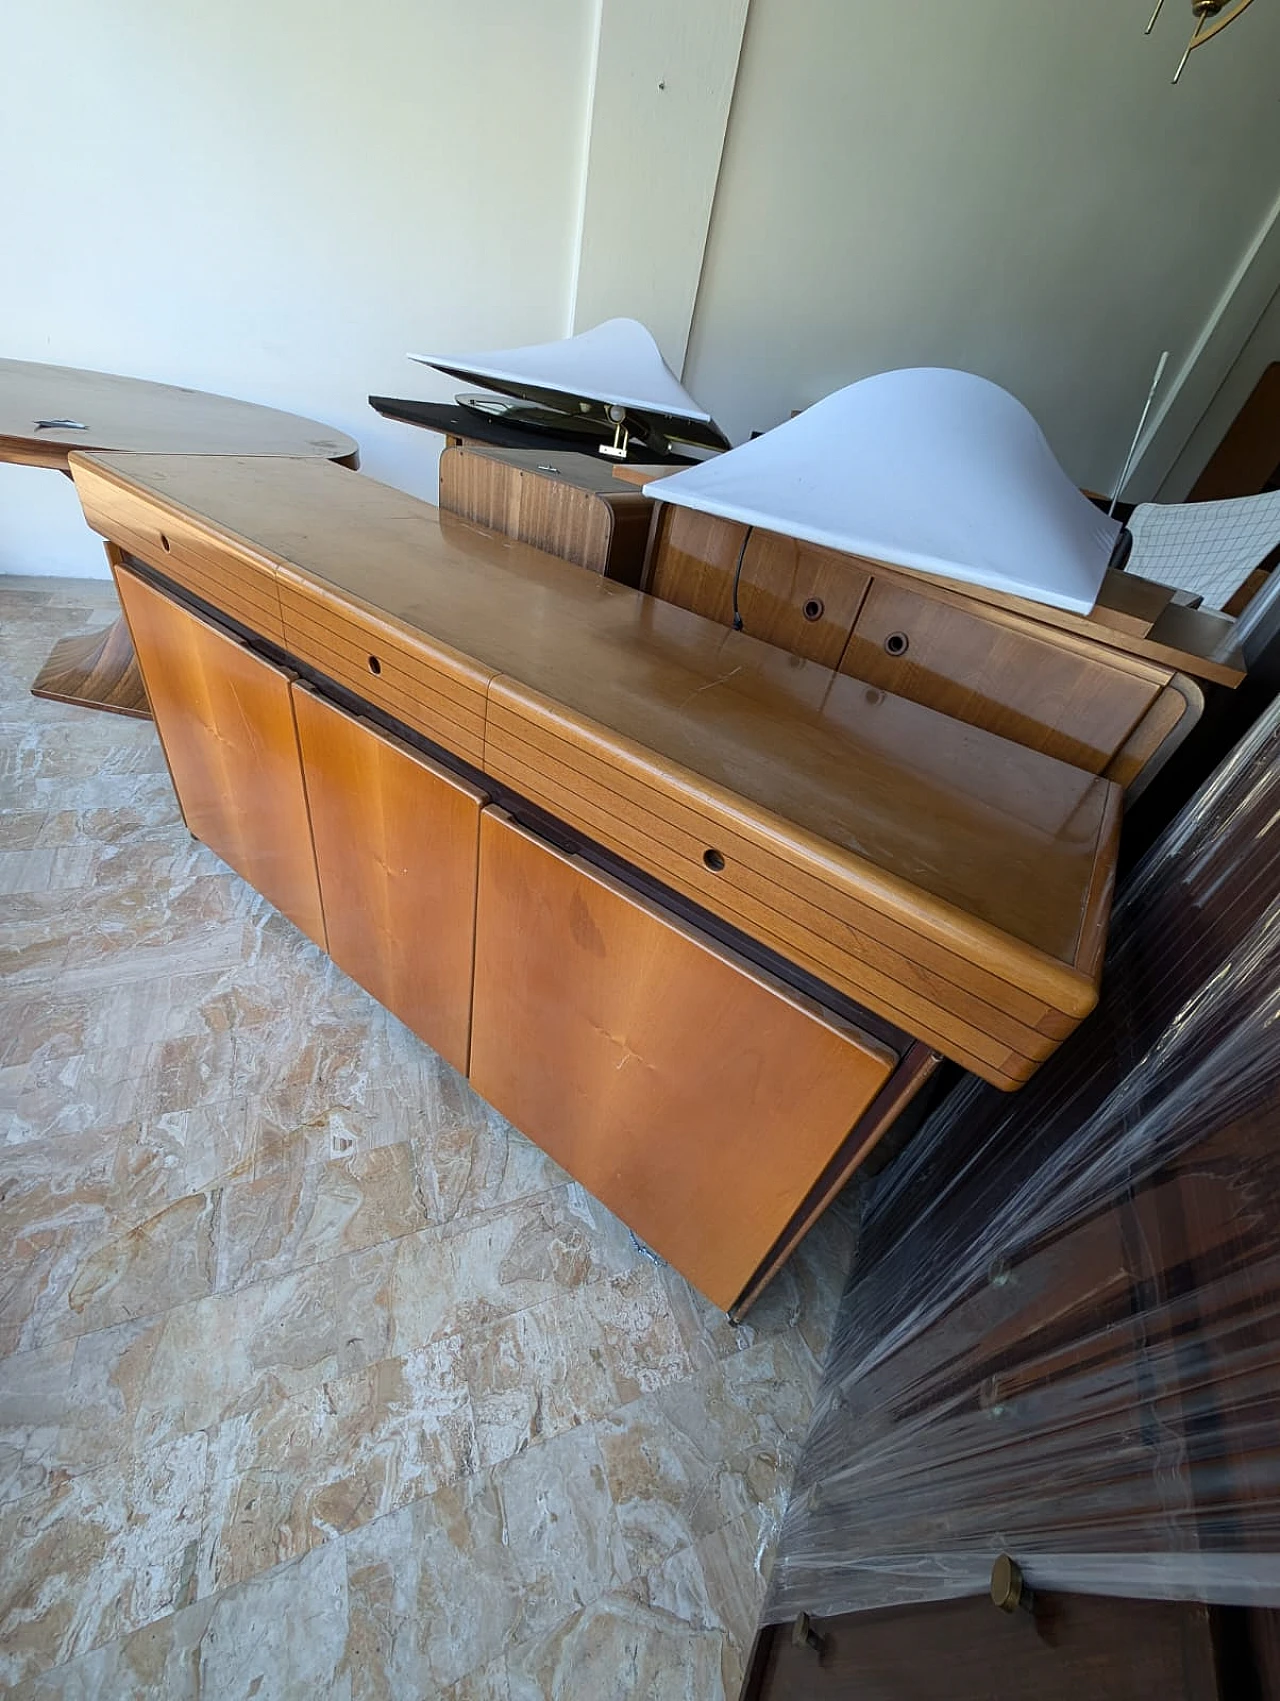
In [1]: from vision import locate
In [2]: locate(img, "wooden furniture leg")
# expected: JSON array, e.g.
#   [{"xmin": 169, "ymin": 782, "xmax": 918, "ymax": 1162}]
[{"xmin": 30, "ymin": 614, "xmax": 151, "ymax": 719}]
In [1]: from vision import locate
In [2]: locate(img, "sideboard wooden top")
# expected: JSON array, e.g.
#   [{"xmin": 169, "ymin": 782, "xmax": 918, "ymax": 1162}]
[
  {"xmin": 71, "ymin": 450, "xmax": 1121, "ymax": 1045},
  {"xmin": 0, "ymin": 359, "xmax": 357, "ymax": 471}
]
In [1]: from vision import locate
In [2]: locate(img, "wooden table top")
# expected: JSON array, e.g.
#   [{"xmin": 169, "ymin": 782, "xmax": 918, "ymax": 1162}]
[
  {"xmin": 0, "ymin": 359, "xmax": 357, "ymax": 471},
  {"xmin": 72, "ymin": 451, "xmax": 1121, "ymax": 989}
]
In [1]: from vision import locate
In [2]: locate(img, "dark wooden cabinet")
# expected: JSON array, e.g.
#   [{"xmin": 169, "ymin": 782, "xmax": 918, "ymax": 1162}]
[
  {"xmin": 744, "ymin": 1595, "xmax": 1222, "ymax": 1700},
  {"xmin": 468, "ymin": 808, "xmax": 898, "ymax": 1311},
  {"xmin": 292, "ymin": 685, "xmax": 486, "ymax": 1076},
  {"xmin": 113, "ymin": 560, "xmax": 326, "ymax": 948}
]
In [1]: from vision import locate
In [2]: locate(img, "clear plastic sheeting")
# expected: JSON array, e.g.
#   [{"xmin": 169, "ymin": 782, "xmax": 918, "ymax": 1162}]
[{"xmin": 764, "ymin": 691, "xmax": 1280, "ymax": 1623}]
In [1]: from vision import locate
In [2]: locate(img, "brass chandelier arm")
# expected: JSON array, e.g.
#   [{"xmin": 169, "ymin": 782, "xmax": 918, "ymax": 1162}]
[{"xmin": 1147, "ymin": 0, "xmax": 1261, "ymax": 82}]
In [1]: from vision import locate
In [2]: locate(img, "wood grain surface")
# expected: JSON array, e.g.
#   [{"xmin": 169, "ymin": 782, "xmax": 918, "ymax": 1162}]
[
  {"xmin": 0, "ymin": 357, "xmax": 357, "ymax": 470},
  {"xmin": 72, "ymin": 451, "xmax": 1124, "ymax": 1084},
  {"xmin": 111, "ymin": 559, "xmax": 326, "ymax": 947},
  {"xmin": 646, "ymin": 505, "xmax": 1244, "ymax": 687},
  {"xmin": 293, "ymin": 686, "xmax": 485, "ymax": 1075},
  {"xmin": 440, "ymin": 445, "xmax": 651, "ymax": 585},
  {"xmin": 839, "ymin": 577, "xmax": 1167, "ymax": 773},
  {"xmin": 469, "ymin": 810, "xmax": 897, "ymax": 1311},
  {"xmin": 28, "ymin": 615, "xmax": 151, "ymax": 718}
]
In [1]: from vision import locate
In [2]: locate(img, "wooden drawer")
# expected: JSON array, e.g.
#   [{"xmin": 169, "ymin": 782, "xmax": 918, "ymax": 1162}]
[
  {"xmin": 73, "ymin": 455, "xmax": 284, "ymax": 642},
  {"xmin": 276, "ymin": 569, "xmax": 491, "ymax": 767},
  {"xmin": 484, "ymin": 678, "xmax": 1118, "ymax": 1091},
  {"xmin": 469, "ymin": 808, "xmax": 897, "ymax": 1311},
  {"xmin": 839, "ymin": 581, "xmax": 1165, "ymax": 774}
]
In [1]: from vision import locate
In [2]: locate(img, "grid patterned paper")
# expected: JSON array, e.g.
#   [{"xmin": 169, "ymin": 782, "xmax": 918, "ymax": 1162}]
[{"xmin": 1127, "ymin": 489, "xmax": 1280, "ymax": 611}]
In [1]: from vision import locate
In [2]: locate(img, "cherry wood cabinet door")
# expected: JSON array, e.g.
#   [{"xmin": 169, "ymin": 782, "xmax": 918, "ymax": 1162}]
[
  {"xmin": 469, "ymin": 809, "xmax": 898, "ymax": 1311},
  {"xmin": 291, "ymin": 685, "xmax": 485, "ymax": 1076},
  {"xmin": 112, "ymin": 561, "xmax": 325, "ymax": 946}
]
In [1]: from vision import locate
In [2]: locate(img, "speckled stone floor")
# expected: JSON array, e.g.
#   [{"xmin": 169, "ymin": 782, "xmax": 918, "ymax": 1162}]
[{"xmin": 0, "ymin": 577, "xmax": 855, "ymax": 1700}]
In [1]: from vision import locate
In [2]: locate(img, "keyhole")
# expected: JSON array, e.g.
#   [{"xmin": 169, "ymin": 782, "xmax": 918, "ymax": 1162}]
[
  {"xmin": 802, "ymin": 598, "xmax": 824, "ymax": 622},
  {"xmin": 367, "ymin": 655, "xmax": 382, "ymax": 675},
  {"xmin": 159, "ymin": 533, "xmax": 171, "ymax": 552},
  {"xmin": 883, "ymin": 631, "xmax": 909, "ymax": 657},
  {"xmin": 703, "ymin": 848, "xmax": 726, "ymax": 872}
]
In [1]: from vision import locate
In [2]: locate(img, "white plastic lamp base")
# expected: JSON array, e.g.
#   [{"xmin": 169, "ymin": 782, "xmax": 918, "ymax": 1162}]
[
  {"xmin": 644, "ymin": 368, "xmax": 1122, "ymax": 615},
  {"xmin": 410, "ymin": 317, "xmax": 712, "ymax": 424}
]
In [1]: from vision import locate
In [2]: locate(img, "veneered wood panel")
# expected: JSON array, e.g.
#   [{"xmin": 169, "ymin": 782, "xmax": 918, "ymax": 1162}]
[
  {"xmin": 646, "ymin": 504, "xmax": 748, "ymax": 613},
  {"xmin": 292, "ymin": 686, "xmax": 486, "ymax": 1076},
  {"xmin": 439, "ymin": 445, "xmax": 650, "ymax": 585},
  {"xmin": 647, "ymin": 509, "xmax": 872, "ymax": 666},
  {"xmin": 277, "ymin": 573, "xmax": 491, "ymax": 766},
  {"xmin": 73, "ymin": 455, "xmax": 286, "ymax": 642},
  {"xmin": 0, "ymin": 356, "xmax": 356, "ymax": 469},
  {"xmin": 733, "ymin": 531, "xmax": 872, "ymax": 666},
  {"xmin": 484, "ymin": 678, "xmax": 1121, "ymax": 1087},
  {"xmin": 840, "ymin": 580, "xmax": 1165, "ymax": 773},
  {"xmin": 111, "ymin": 561, "xmax": 325, "ymax": 947},
  {"xmin": 469, "ymin": 810, "xmax": 896, "ymax": 1310}
]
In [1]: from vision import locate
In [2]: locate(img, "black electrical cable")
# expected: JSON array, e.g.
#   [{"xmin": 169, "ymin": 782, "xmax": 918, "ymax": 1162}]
[{"xmin": 730, "ymin": 527, "xmax": 752, "ymax": 631}]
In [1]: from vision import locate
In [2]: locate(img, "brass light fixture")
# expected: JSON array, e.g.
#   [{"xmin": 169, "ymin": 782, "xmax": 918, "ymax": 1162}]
[{"xmin": 1146, "ymin": 0, "xmax": 1259, "ymax": 82}]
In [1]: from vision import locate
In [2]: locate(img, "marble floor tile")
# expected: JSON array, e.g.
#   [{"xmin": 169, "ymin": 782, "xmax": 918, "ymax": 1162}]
[
  {"xmin": 0, "ymin": 1430, "xmax": 207, "ymax": 1687},
  {"xmin": 0, "ymin": 580, "xmax": 859, "ymax": 1696}
]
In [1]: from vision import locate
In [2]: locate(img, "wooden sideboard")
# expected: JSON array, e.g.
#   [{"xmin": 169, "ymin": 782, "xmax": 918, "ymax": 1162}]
[{"xmin": 70, "ymin": 449, "xmax": 1122, "ymax": 1312}]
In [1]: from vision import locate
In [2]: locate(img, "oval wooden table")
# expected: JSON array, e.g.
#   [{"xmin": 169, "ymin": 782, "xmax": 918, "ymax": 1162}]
[{"xmin": 2, "ymin": 358, "xmax": 357, "ymax": 716}]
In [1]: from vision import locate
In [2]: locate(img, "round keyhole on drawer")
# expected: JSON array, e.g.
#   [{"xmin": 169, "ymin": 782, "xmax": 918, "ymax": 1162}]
[
  {"xmin": 802, "ymin": 597, "xmax": 825, "ymax": 623},
  {"xmin": 703, "ymin": 847, "xmax": 726, "ymax": 872},
  {"xmin": 158, "ymin": 532, "xmax": 171, "ymax": 553},
  {"xmin": 883, "ymin": 631, "xmax": 910, "ymax": 657},
  {"xmin": 367, "ymin": 654, "xmax": 382, "ymax": 676}
]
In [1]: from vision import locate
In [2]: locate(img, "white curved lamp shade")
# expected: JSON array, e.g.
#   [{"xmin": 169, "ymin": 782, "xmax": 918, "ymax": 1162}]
[
  {"xmin": 410, "ymin": 317, "xmax": 712, "ymax": 424},
  {"xmin": 645, "ymin": 368, "xmax": 1121, "ymax": 614}
]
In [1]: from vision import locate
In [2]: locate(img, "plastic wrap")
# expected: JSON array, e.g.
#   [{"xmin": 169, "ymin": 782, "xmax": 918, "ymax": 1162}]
[{"xmin": 764, "ymin": 690, "xmax": 1280, "ymax": 1622}]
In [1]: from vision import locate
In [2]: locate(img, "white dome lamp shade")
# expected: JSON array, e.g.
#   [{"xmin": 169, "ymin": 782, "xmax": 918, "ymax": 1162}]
[
  {"xmin": 409, "ymin": 318, "xmax": 730, "ymax": 457},
  {"xmin": 644, "ymin": 368, "xmax": 1123, "ymax": 615}
]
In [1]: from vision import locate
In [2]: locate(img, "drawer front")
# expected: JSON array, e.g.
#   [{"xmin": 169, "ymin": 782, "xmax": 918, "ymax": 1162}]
[
  {"xmin": 277, "ymin": 571, "xmax": 491, "ymax": 767},
  {"xmin": 648, "ymin": 511, "xmax": 870, "ymax": 667},
  {"xmin": 485, "ymin": 680, "xmax": 1097, "ymax": 1090},
  {"xmin": 735, "ymin": 530, "xmax": 872, "ymax": 667},
  {"xmin": 76, "ymin": 464, "xmax": 284, "ymax": 643},
  {"xmin": 840, "ymin": 581, "xmax": 1162, "ymax": 774},
  {"xmin": 469, "ymin": 808, "xmax": 896, "ymax": 1311}
]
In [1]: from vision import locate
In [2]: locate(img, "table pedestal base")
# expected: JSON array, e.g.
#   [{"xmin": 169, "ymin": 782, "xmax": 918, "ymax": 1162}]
[{"xmin": 31, "ymin": 617, "xmax": 151, "ymax": 719}]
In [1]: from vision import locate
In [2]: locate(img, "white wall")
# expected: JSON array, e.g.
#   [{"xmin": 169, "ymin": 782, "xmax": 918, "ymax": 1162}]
[
  {"xmin": 683, "ymin": 0, "xmax": 1280, "ymax": 496},
  {"xmin": 0, "ymin": 1, "xmax": 595, "ymax": 576},
  {"xmin": 569, "ymin": 0, "xmax": 748, "ymax": 371}
]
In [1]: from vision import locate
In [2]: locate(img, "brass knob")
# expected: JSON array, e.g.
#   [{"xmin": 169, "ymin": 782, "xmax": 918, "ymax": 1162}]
[
  {"xmin": 791, "ymin": 1611, "xmax": 823, "ymax": 1655},
  {"xmin": 991, "ymin": 1553, "xmax": 1035, "ymax": 1615}
]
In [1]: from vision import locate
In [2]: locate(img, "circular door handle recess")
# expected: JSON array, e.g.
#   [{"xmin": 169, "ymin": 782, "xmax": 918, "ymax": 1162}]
[
  {"xmin": 703, "ymin": 848, "xmax": 726, "ymax": 872},
  {"xmin": 367, "ymin": 655, "xmax": 382, "ymax": 676},
  {"xmin": 883, "ymin": 631, "xmax": 909, "ymax": 657},
  {"xmin": 802, "ymin": 597, "xmax": 825, "ymax": 622}
]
